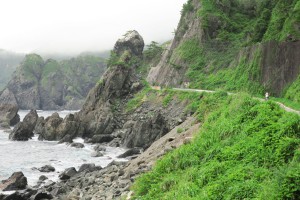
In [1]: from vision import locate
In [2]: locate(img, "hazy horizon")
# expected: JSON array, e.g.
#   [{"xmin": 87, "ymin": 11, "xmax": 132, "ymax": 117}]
[{"xmin": 0, "ymin": 0, "xmax": 186, "ymax": 55}]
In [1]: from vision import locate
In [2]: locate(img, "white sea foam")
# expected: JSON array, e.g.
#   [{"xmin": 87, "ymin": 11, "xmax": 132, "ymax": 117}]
[{"xmin": 0, "ymin": 110, "xmax": 127, "ymax": 191}]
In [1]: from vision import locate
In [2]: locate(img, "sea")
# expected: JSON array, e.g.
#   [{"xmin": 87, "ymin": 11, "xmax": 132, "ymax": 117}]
[{"xmin": 0, "ymin": 110, "xmax": 127, "ymax": 191}]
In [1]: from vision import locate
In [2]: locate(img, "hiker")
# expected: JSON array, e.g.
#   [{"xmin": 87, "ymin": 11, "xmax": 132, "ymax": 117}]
[{"xmin": 265, "ymin": 92, "xmax": 269, "ymax": 100}]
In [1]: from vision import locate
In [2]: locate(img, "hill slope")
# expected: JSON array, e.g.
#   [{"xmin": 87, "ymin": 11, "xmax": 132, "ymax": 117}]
[
  {"xmin": 0, "ymin": 54, "xmax": 107, "ymax": 110},
  {"xmin": 148, "ymin": 0, "xmax": 300, "ymax": 99}
]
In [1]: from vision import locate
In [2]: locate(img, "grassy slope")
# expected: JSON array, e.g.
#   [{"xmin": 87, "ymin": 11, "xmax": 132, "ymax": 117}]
[
  {"xmin": 132, "ymin": 92, "xmax": 300, "ymax": 199},
  {"xmin": 174, "ymin": 0, "xmax": 300, "ymax": 99}
]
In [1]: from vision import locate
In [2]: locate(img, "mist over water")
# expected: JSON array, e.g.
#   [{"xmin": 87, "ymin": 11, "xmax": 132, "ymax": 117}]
[{"xmin": 0, "ymin": 110, "xmax": 127, "ymax": 188}]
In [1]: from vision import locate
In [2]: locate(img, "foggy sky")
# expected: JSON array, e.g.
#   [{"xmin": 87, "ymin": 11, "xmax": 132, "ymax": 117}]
[{"xmin": 0, "ymin": 0, "xmax": 186, "ymax": 55}]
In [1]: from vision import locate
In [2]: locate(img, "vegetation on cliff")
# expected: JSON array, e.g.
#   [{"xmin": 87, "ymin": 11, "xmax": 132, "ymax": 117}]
[
  {"xmin": 152, "ymin": 0, "xmax": 300, "ymax": 100},
  {"xmin": 132, "ymin": 92, "xmax": 300, "ymax": 199}
]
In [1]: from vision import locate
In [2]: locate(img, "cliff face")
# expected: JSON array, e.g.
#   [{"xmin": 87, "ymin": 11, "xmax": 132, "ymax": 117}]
[
  {"xmin": 147, "ymin": 0, "xmax": 300, "ymax": 97},
  {"xmin": 0, "ymin": 54, "xmax": 107, "ymax": 110}
]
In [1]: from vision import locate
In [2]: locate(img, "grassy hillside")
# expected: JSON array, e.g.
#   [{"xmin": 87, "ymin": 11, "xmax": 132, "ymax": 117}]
[
  {"xmin": 132, "ymin": 92, "xmax": 300, "ymax": 199},
  {"xmin": 173, "ymin": 0, "xmax": 300, "ymax": 97}
]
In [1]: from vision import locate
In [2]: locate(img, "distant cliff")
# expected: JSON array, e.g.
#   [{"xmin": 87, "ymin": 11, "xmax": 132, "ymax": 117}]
[
  {"xmin": 148, "ymin": 0, "xmax": 300, "ymax": 98},
  {"xmin": 0, "ymin": 54, "xmax": 107, "ymax": 110},
  {"xmin": 0, "ymin": 50, "xmax": 24, "ymax": 90}
]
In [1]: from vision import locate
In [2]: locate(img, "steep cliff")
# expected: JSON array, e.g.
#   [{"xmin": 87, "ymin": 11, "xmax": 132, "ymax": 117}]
[
  {"xmin": 148, "ymin": 0, "xmax": 300, "ymax": 97},
  {"xmin": 0, "ymin": 54, "xmax": 107, "ymax": 110},
  {"xmin": 0, "ymin": 50, "xmax": 24, "ymax": 90}
]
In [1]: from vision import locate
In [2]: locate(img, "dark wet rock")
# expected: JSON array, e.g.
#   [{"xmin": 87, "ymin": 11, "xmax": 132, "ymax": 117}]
[
  {"xmin": 38, "ymin": 113, "xmax": 80, "ymax": 142},
  {"xmin": 9, "ymin": 110, "xmax": 38, "ymax": 141},
  {"xmin": 117, "ymin": 148, "xmax": 141, "ymax": 158},
  {"xmin": 70, "ymin": 142, "xmax": 84, "ymax": 148},
  {"xmin": 78, "ymin": 163, "xmax": 100, "ymax": 173},
  {"xmin": 93, "ymin": 144, "xmax": 106, "ymax": 152},
  {"xmin": 31, "ymin": 192, "xmax": 53, "ymax": 200},
  {"xmin": 38, "ymin": 165, "xmax": 55, "ymax": 172},
  {"xmin": 1, "ymin": 192, "xmax": 27, "ymax": 200},
  {"xmin": 59, "ymin": 168, "xmax": 77, "ymax": 180},
  {"xmin": 0, "ymin": 172, "xmax": 27, "ymax": 191},
  {"xmin": 89, "ymin": 134, "xmax": 115, "ymax": 143}
]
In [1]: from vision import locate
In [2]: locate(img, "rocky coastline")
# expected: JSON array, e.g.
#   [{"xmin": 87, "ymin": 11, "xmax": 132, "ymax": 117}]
[{"xmin": 0, "ymin": 30, "xmax": 197, "ymax": 200}]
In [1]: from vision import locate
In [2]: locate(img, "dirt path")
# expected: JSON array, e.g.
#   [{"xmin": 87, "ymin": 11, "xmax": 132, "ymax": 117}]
[{"xmin": 152, "ymin": 86, "xmax": 300, "ymax": 115}]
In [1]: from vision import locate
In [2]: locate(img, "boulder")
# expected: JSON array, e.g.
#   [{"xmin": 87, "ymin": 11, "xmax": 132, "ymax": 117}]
[
  {"xmin": 91, "ymin": 151, "xmax": 104, "ymax": 157},
  {"xmin": 9, "ymin": 110, "xmax": 38, "ymax": 141},
  {"xmin": 89, "ymin": 134, "xmax": 115, "ymax": 143},
  {"xmin": 38, "ymin": 113, "xmax": 79, "ymax": 141},
  {"xmin": 70, "ymin": 143, "xmax": 84, "ymax": 148},
  {"xmin": 38, "ymin": 165, "xmax": 55, "ymax": 172},
  {"xmin": 0, "ymin": 172, "xmax": 27, "ymax": 191},
  {"xmin": 78, "ymin": 163, "xmax": 98, "ymax": 173},
  {"xmin": 59, "ymin": 168, "xmax": 77, "ymax": 180},
  {"xmin": 117, "ymin": 148, "xmax": 141, "ymax": 158}
]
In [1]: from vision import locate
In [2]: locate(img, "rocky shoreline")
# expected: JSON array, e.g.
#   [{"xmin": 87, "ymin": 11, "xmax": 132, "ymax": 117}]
[
  {"xmin": 0, "ymin": 31, "xmax": 198, "ymax": 199},
  {"xmin": 1, "ymin": 116, "xmax": 199, "ymax": 200}
]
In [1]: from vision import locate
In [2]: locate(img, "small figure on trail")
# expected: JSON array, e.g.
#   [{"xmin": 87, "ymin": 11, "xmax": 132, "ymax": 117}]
[{"xmin": 265, "ymin": 92, "xmax": 269, "ymax": 101}]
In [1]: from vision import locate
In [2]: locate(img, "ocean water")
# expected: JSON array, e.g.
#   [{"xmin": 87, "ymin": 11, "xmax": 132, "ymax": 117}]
[{"xmin": 0, "ymin": 110, "xmax": 127, "ymax": 188}]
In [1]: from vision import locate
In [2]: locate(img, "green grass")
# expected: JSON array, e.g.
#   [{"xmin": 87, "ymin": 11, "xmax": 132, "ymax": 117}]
[
  {"xmin": 132, "ymin": 93, "xmax": 300, "ymax": 199},
  {"xmin": 271, "ymin": 97, "xmax": 300, "ymax": 111}
]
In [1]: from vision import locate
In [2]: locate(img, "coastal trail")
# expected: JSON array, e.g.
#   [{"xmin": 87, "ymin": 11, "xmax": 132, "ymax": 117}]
[{"xmin": 151, "ymin": 86, "xmax": 300, "ymax": 116}]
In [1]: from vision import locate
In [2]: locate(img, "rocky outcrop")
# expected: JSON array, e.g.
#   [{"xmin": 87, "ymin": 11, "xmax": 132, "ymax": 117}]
[
  {"xmin": 147, "ymin": 0, "xmax": 202, "ymax": 87},
  {"xmin": 0, "ymin": 172, "xmax": 27, "ymax": 191},
  {"xmin": 37, "ymin": 113, "xmax": 80, "ymax": 142},
  {"xmin": 147, "ymin": 0, "xmax": 300, "ymax": 97},
  {"xmin": 0, "ymin": 54, "xmax": 107, "ymax": 110},
  {"xmin": 9, "ymin": 110, "xmax": 38, "ymax": 141},
  {"xmin": 0, "ymin": 103, "xmax": 20, "ymax": 129}
]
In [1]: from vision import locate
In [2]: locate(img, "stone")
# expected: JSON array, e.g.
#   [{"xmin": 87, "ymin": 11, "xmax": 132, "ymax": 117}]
[
  {"xmin": 91, "ymin": 151, "xmax": 104, "ymax": 157},
  {"xmin": 59, "ymin": 167, "xmax": 77, "ymax": 180},
  {"xmin": 70, "ymin": 142, "xmax": 84, "ymax": 148},
  {"xmin": 38, "ymin": 165, "xmax": 55, "ymax": 172},
  {"xmin": 0, "ymin": 172, "xmax": 27, "ymax": 191},
  {"xmin": 117, "ymin": 148, "xmax": 141, "ymax": 158},
  {"xmin": 9, "ymin": 110, "xmax": 38, "ymax": 141},
  {"xmin": 78, "ymin": 163, "xmax": 97, "ymax": 173}
]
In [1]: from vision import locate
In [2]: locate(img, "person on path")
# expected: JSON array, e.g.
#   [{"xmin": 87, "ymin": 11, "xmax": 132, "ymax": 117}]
[{"xmin": 265, "ymin": 92, "xmax": 269, "ymax": 101}]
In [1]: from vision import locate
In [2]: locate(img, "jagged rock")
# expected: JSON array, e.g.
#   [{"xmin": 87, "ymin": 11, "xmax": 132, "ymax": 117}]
[
  {"xmin": 0, "ymin": 172, "xmax": 27, "ymax": 191},
  {"xmin": 9, "ymin": 110, "xmax": 38, "ymax": 141},
  {"xmin": 34, "ymin": 117, "xmax": 45, "ymax": 134},
  {"xmin": 70, "ymin": 142, "xmax": 84, "ymax": 148},
  {"xmin": 59, "ymin": 168, "xmax": 77, "ymax": 180},
  {"xmin": 122, "ymin": 112, "xmax": 169, "ymax": 148},
  {"xmin": 117, "ymin": 148, "xmax": 141, "ymax": 158},
  {"xmin": 38, "ymin": 113, "xmax": 80, "ymax": 142},
  {"xmin": 114, "ymin": 30, "xmax": 144, "ymax": 57},
  {"xmin": 0, "ymin": 103, "xmax": 20, "ymax": 128},
  {"xmin": 0, "ymin": 89, "xmax": 18, "ymax": 105},
  {"xmin": 38, "ymin": 165, "xmax": 55, "ymax": 172},
  {"xmin": 78, "ymin": 163, "xmax": 99, "ymax": 173}
]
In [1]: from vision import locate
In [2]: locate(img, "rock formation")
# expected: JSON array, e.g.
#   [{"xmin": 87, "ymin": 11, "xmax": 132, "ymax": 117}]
[
  {"xmin": 0, "ymin": 103, "xmax": 20, "ymax": 129},
  {"xmin": 9, "ymin": 109, "xmax": 38, "ymax": 141},
  {"xmin": 0, "ymin": 172, "xmax": 27, "ymax": 191},
  {"xmin": 0, "ymin": 54, "xmax": 107, "ymax": 110}
]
